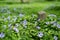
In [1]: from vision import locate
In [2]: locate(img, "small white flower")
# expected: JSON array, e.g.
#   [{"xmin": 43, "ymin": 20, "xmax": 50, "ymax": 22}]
[
  {"xmin": 36, "ymin": 26, "xmax": 40, "ymax": 30},
  {"xmin": 13, "ymin": 27, "xmax": 19, "ymax": 33},
  {"xmin": 0, "ymin": 32, "xmax": 5, "ymax": 38},
  {"xmin": 58, "ymin": 18, "xmax": 60, "ymax": 20},
  {"xmin": 48, "ymin": 14, "xmax": 56, "ymax": 17},
  {"xmin": 54, "ymin": 36, "xmax": 58, "ymax": 40},
  {"xmin": 37, "ymin": 19, "xmax": 40, "ymax": 21},
  {"xmin": 53, "ymin": 23, "xmax": 57, "ymax": 26},
  {"xmin": 52, "ymin": 21, "xmax": 57, "ymax": 26},
  {"xmin": 37, "ymin": 32, "xmax": 43, "ymax": 38},
  {"xmin": 7, "ymin": 16, "xmax": 10, "ymax": 20},
  {"xmin": 19, "ymin": 13, "xmax": 24, "ymax": 17},
  {"xmin": 45, "ymin": 22, "xmax": 50, "ymax": 25},
  {"xmin": 57, "ymin": 24, "xmax": 60, "ymax": 28},
  {"xmin": 23, "ymin": 20, "xmax": 27, "ymax": 26},
  {"xmin": 50, "ymin": 21, "xmax": 56, "ymax": 24}
]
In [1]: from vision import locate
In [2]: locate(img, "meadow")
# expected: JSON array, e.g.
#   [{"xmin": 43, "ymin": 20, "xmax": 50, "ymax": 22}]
[{"xmin": 0, "ymin": 1, "xmax": 60, "ymax": 40}]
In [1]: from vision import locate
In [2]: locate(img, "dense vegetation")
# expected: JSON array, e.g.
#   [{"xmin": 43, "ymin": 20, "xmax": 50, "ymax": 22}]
[{"xmin": 0, "ymin": 0, "xmax": 60, "ymax": 40}]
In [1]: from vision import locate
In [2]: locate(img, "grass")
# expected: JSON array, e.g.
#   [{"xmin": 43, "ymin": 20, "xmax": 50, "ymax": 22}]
[{"xmin": 0, "ymin": 2, "xmax": 59, "ymax": 12}]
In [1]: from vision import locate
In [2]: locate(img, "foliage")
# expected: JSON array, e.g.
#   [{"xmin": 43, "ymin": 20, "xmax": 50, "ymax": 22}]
[{"xmin": 0, "ymin": 6, "xmax": 60, "ymax": 40}]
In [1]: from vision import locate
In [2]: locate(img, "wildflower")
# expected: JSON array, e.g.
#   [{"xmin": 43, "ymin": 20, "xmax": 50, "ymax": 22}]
[
  {"xmin": 37, "ymin": 19, "xmax": 40, "ymax": 21},
  {"xmin": 37, "ymin": 32, "xmax": 43, "ymax": 38},
  {"xmin": 48, "ymin": 14, "xmax": 56, "ymax": 17},
  {"xmin": 52, "ymin": 21, "xmax": 57, "ymax": 26},
  {"xmin": 36, "ymin": 26, "xmax": 40, "ymax": 30},
  {"xmin": 0, "ymin": 32, "xmax": 5, "ymax": 38},
  {"xmin": 19, "ymin": 13, "xmax": 24, "ymax": 17},
  {"xmin": 54, "ymin": 36, "xmax": 58, "ymax": 40},
  {"xmin": 45, "ymin": 22, "xmax": 50, "ymax": 25},
  {"xmin": 23, "ymin": 20, "xmax": 27, "ymax": 26},
  {"xmin": 13, "ymin": 27, "xmax": 19, "ymax": 33},
  {"xmin": 57, "ymin": 24, "xmax": 60, "ymax": 28},
  {"xmin": 50, "ymin": 21, "xmax": 56, "ymax": 24},
  {"xmin": 7, "ymin": 16, "xmax": 10, "ymax": 20}
]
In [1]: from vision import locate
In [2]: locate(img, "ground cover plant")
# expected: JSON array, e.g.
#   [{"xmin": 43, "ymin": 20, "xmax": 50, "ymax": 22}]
[{"xmin": 0, "ymin": 1, "xmax": 60, "ymax": 40}]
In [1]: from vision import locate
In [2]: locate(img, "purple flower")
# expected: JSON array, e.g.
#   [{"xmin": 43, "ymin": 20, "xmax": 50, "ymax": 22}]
[
  {"xmin": 57, "ymin": 24, "xmax": 60, "ymax": 28},
  {"xmin": 37, "ymin": 32, "xmax": 43, "ymax": 38},
  {"xmin": 23, "ymin": 20, "xmax": 27, "ymax": 26},
  {"xmin": 13, "ymin": 27, "xmax": 19, "ymax": 33},
  {"xmin": 7, "ymin": 16, "xmax": 10, "ymax": 20},
  {"xmin": 19, "ymin": 13, "xmax": 24, "ymax": 17},
  {"xmin": 0, "ymin": 32, "xmax": 5, "ymax": 38},
  {"xmin": 54, "ymin": 36, "xmax": 58, "ymax": 40},
  {"xmin": 52, "ymin": 22, "xmax": 57, "ymax": 26}
]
